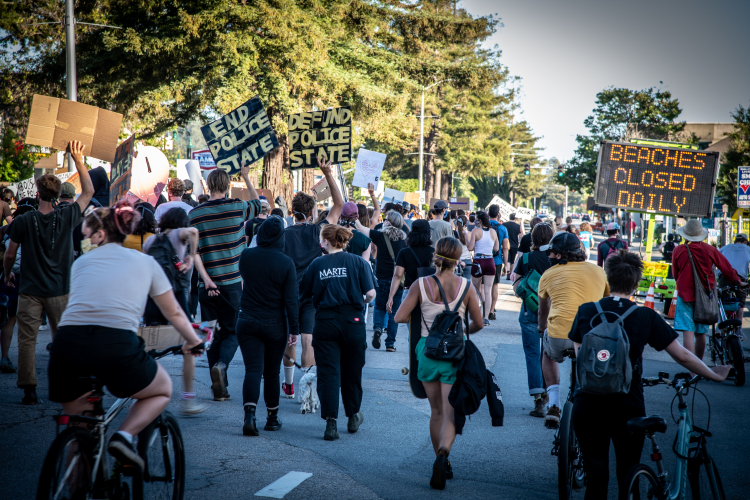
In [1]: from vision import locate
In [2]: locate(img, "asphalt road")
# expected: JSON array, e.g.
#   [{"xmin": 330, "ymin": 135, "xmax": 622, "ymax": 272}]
[{"xmin": 3, "ymin": 246, "xmax": 750, "ymax": 499}]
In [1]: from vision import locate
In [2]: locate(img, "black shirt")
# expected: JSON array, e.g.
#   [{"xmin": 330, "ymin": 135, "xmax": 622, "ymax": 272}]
[
  {"xmin": 10, "ymin": 203, "xmax": 82, "ymax": 297},
  {"xmin": 568, "ymin": 297, "xmax": 678, "ymax": 409},
  {"xmin": 374, "ymin": 222, "xmax": 410, "ymax": 234},
  {"xmin": 283, "ymin": 220, "xmax": 328, "ymax": 286},
  {"xmin": 519, "ymin": 233, "xmax": 532, "ymax": 254},
  {"xmin": 395, "ymin": 245, "xmax": 435, "ymax": 288},
  {"xmin": 346, "ymin": 230, "xmax": 371, "ymax": 257},
  {"xmin": 300, "ymin": 252, "xmax": 375, "ymax": 310},
  {"xmin": 514, "ymin": 250, "xmax": 551, "ymax": 279},
  {"xmin": 238, "ymin": 246, "xmax": 300, "ymax": 336},
  {"xmin": 370, "ymin": 230, "xmax": 407, "ymax": 280},
  {"xmin": 504, "ymin": 221, "xmax": 522, "ymax": 250}
]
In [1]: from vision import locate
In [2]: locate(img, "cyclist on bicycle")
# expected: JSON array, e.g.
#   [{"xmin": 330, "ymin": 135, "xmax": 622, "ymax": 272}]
[
  {"xmin": 48, "ymin": 200, "xmax": 203, "ymax": 472},
  {"xmin": 718, "ymin": 233, "xmax": 750, "ymax": 308},
  {"xmin": 568, "ymin": 250, "xmax": 730, "ymax": 499}
]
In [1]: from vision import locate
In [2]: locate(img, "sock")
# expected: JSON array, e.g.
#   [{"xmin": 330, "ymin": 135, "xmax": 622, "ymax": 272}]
[
  {"xmin": 284, "ymin": 365, "xmax": 295, "ymax": 385},
  {"xmin": 181, "ymin": 392, "xmax": 195, "ymax": 400},
  {"xmin": 117, "ymin": 430, "xmax": 133, "ymax": 445},
  {"xmin": 547, "ymin": 384, "xmax": 560, "ymax": 408}
]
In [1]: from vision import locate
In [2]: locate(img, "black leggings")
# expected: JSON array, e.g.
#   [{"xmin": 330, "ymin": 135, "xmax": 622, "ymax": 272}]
[
  {"xmin": 572, "ymin": 401, "xmax": 646, "ymax": 500},
  {"xmin": 236, "ymin": 315, "xmax": 288, "ymax": 407}
]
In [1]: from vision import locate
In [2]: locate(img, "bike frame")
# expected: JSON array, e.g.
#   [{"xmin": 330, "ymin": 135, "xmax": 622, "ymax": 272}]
[{"xmin": 664, "ymin": 389, "xmax": 692, "ymax": 500}]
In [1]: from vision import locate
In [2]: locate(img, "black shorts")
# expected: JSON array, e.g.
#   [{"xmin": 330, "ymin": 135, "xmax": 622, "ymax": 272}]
[
  {"xmin": 48, "ymin": 325, "xmax": 158, "ymax": 403},
  {"xmin": 299, "ymin": 297, "xmax": 316, "ymax": 334}
]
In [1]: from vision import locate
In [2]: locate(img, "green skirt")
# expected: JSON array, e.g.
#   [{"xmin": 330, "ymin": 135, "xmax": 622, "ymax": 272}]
[{"xmin": 415, "ymin": 336, "xmax": 458, "ymax": 385}]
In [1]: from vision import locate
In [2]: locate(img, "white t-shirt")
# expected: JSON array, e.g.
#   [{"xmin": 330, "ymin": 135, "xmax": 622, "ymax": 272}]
[
  {"xmin": 155, "ymin": 200, "xmax": 193, "ymax": 222},
  {"xmin": 59, "ymin": 243, "xmax": 172, "ymax": 332}
]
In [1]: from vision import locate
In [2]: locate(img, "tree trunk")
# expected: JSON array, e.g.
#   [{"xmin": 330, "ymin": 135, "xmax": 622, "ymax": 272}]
[
  {"xmin": 440, "ymin": 170, "xmax": 452, "ymax": 199},
  {"xmin": 423, "ymin": 116, "xmax": 440, "ymax": 203},
  {"xmin": 262, "ymin": 134, "xmax": 292, "ymax": 204},
  {"xmin": 301, "ymin": 168, "xmax": 315, "ymax": 195}
]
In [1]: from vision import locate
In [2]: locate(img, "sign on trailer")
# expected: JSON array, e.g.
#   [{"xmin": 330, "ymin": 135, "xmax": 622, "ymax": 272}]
[{"xmin": 594, "ymin": 140, "xmax": 720, "ymax": 218}]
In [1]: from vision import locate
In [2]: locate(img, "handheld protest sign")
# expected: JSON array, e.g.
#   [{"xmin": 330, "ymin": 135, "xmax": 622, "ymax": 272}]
[
  {"xmin": 185, "ymin": 160, "xmax": 204, "ymax": 196},
  {"xmin": 352, "ymin": 148, "xmax": 386, "ymax": 188},
  {"xmin": 129, "ymin": 144, "xmax": 170, "ymax": 206},
  {"xmin": 449, "ymin": 197, "xmax": 471, "ymax": 211},
  {"xmin": 109, "ymin": 136, "xmax": 136, "ymax": 206},
  {"xmin": 288, "ymin": 107, "xmax": 352, "ymax": 169},
  {"xmin": 594, "ymin": 140, "xmax": 720, "ymax": 218},
  {"xmin": 200, "ymin": 97, "xmax": 279, "ymax": 175},
  {"xmin": 383, "ymin": 188, "xmax": 406, "ymax": 203},
  {"xmin": 311, "ymin": 176, "xmax": 332, "ymax": 201}
]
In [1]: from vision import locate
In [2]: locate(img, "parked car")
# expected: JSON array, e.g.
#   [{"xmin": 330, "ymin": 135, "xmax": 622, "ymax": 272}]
[{"xmin": 582, "ymin": 214, "xmax": 591, "ymax": 222}]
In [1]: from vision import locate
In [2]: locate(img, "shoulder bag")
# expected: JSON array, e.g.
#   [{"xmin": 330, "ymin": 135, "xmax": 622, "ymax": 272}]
[
  {"xmin": 409, "ymin": 247, "xmax": 436, "ymax": 278},
  {"xmin": 685, "ymin": 244, "xmax": 719, "ymax": 325},
  {"xmin": 514, "ymin": 253, "xmax": 542, "ymax": 313}
]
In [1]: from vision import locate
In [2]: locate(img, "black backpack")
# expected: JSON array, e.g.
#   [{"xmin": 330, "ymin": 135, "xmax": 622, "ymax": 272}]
[
  {"xmin": 146, "ymin": 233, "xmax": 190, "ymax": 296},
  {"xmin": 423, "ymin": 276, "xmax": 470, "ymax": 363}
]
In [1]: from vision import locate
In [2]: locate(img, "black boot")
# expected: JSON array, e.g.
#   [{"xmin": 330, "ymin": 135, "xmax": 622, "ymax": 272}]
[
  {"xmin": 430, "ymin": 448, "xmax": 449, "ymax": 490},
  {"xmin": 243, "ymin": 405, "xmax": 258, "ymax": 436},
  {"xmin": 264, "ymin": 408, "xmax": 282, "ymax": 431},
  {"xmin": 324, "ymin": 418, "xmax": 339, "ymax": 441}
]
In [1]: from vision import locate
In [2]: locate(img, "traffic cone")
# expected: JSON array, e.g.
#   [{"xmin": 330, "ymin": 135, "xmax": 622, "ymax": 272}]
[
  {"xmin": 668, "ymin": 289, "xmax": 678, "ymax": 319},
  {"xmin": 644, "ymin": 282, "xmax": 655, "ymax": 310}
]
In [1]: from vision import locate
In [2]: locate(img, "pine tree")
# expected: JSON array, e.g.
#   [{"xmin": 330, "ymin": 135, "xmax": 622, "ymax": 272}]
[{"xmin": 716, "ymin": 103, "xmax": 750, "ymax": 214}]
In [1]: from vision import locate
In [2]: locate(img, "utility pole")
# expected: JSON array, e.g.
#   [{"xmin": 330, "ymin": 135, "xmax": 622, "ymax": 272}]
[{"xmin": 418, "ymin": 90, "xmax": 425, "ymax": 193}]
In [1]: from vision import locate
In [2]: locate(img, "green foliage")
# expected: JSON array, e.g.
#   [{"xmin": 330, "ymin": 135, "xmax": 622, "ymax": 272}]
[
  {"xmin": 716, "ymin": 103, "xmax": 750, "ymax": 214},
  {"xmin": 561, "ymin": 86, "xmax": 686, "ymax": 193},
  {"xmin": 0, "ymin": 128, "xmax": 37, "ymax": 182},
  {"xmin": 467, "ymin": 176, "xmax": 511, "ymax": 208}
]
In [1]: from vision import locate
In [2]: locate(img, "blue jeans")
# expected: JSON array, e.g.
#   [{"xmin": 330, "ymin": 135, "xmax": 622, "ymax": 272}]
[
  {"xmin": 373, "ymin": 278, "xmax": 403, "ymax": 347},
  {"xmin": 519, "ymin": 304, "xmax": 545, "ymax": 396}
]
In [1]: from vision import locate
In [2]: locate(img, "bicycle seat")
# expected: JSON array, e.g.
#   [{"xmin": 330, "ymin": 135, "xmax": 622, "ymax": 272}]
[
  {"xmin": 627, "ymin": 415, "xmax": 667, "ymax": 435},
  {"xmin": 717, "ymin": 319, "xmax": 742, "ymax": 330}
]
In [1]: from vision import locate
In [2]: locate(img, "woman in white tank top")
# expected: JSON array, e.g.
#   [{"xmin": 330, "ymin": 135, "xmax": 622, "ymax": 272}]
[
  {"xmin": 394, "ymin": 236, "xmax": 484, "ymax": 490},
  {"xmin": 468, "ymin": 212, "xmax": 499, "ymax": 326}
]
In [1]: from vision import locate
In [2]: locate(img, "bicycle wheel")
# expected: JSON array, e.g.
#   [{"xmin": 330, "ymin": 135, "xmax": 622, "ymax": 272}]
[
  {"xmin": 134, "ymin": 411, "xmax": 185, "ymax": 500},
  {"xmin": 37, "ymin": 427, "xmax": 95, "ymax": 500},
  {"xmin": 625, "ymin": 464, "xmax": 665, "ymax": 500},
  {"xmin": 557, "ymin": 401, "xmax": 584, "ymax": 500},
  {"xmin": 725, "ymin": 336, "xmax": 745, "ymax": 386},
  {"xmin": 688, "ymin": 450, "xmax": 726, "ymax": 500}
]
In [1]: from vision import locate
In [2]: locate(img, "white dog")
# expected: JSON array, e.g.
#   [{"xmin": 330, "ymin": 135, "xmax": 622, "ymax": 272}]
[{"xmin": 298, "ymin": 366, "xmax": 319, "ymax": 414}]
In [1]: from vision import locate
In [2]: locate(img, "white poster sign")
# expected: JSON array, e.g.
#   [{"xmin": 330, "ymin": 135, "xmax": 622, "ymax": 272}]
[
  {"xmin": 352, "ymin": 149, "xmax": 386, "ymax": 189},
  {"xmin": 16, "ymin": 177, "xmax": 36, "ymax": 199},
  {"xmin": 485, "ymin": 195, "xmax": 534, "ymax": 220},
  {"xmin": 382, "ymin": 188, "xmax": 405, "ymax": 203}
]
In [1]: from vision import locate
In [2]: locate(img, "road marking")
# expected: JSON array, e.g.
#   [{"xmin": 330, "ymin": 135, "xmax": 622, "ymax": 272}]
[{"xmin": 255, "ymin": 471, "xmax": 313, "ymax": 499}]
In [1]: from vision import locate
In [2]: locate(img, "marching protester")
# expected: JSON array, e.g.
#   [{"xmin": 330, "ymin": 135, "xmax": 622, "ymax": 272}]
[
  {"xmin": 487, "ymin": 205, "xmax": 509, "ymax": 319},
  {"xmin": 503, "ymin": 213, "xmax": 523, "ymax": 278},
  {"xmin": 282, "ymin": 157, "xmax": 344, "ymax": 398},
  {"xmin": 454, "ymin": 215, "xmax": 474, "ymax": 280},
  {"xmin": 578, "ymin": 221, "xmax": 593, "ymax": 261},
  {"xmin": 394, "ymin": 236, "xmax": 484, "ymax": 490},
  {"xmin": 428, "ymin": 200, "xmax": 452, "ymax": 245},
  {"xmin": 124, "ymin": 202, "xmax": 157, "ymax": 252},
  {"xmin": 155, "ymin": 178, "xmax": 194, "ymax": 222},
  {"xmin": 245, "ymin": 198, "xmax": 271, "ymax": 245},
  {"xmin": 89, "ymin": 166, "xmax": 111, "ymax": 208},
  {"xmin": 47, "ymin": 199, "xmax": 203, "ymax": 471},
  {"xmin": 355, "ymin": 210, "xmax": 407, "ymax": 351},
  {"xmin": 237, "ymin": 216, "xmax": 299, "ymax": 436},
  {"xmin": 342, "ymin": 201, "xmax": 371, "ymax": 260},
  {"xmin": 672, "ymin": 219, "xmax": 740, "ymax": 362},
  {"xmin": 719, "ymin": 233, "xmax": 750, "ymax": 308},
  {"xmin": 299, "ymin": 224, "xmax": 375, "ymax": 441},
  {"xmin": 181, "ymin": 179, "xmax": 199, "ymax": 207},
  {"xmin": 468, "ymin": 211, "xmax": 499, "ymax": 326},
  {"xmin": 386, "ymin": 219, "xmax": 435, "ymax": 313},
  {"xmin": 190, "ymin": 163, "xmax": 261, "ymax": 401},
  {"xmin": 3, "ymin": 141, "xmax": 94, "ymax": 405},
  {"xmin": 597, "ymin": 222, "xmax": 628, "ymax": 266}
]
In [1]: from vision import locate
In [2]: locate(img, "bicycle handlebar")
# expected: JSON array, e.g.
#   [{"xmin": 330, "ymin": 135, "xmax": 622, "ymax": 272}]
[
  {"xmin": 148, "ymin": 343, "xmax": 205, "ymax": 359},
  {"xmin": 642, "ymin": 372, "xmax": 702, "ymax": 390}
]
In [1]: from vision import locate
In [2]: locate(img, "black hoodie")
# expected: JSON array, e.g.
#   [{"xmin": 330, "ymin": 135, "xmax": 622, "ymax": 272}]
[
  {"xmin": 89, "ymin": 167, "xmax": 110, "ymax": 207},
  {"xmin": 238, "ymin": 217, "xmax": 299, "ymax": 335}
]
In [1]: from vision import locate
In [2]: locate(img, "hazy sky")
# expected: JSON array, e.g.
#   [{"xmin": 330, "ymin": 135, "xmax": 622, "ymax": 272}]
[{"xmin": 463, "ymin": 0, "xmax": 750, "ymax": 163}]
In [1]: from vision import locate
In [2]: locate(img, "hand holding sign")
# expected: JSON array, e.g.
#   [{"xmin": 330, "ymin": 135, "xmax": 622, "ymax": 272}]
[{"xmin": 368, "ymin": 182, "xmax": 376, "ymax": 197}]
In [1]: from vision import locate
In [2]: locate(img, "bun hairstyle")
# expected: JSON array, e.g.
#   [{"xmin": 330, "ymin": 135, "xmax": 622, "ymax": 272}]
[
  {"xmin": 433, "ymin": 236, "xmax": 462, "ymax": 271},
  {"xmin": 320, "ymin": 224, "xmax": 353, "ymax": 250},
  {"xmin": 85, "ymin": 199, "xmax": 141, "ymax": 244},
  {"xmin": 475, "ymin": 211, "xmax": 490, "ymax": 228}
]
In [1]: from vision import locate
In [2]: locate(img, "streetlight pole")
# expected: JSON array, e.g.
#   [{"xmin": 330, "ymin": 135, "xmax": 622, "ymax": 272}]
[{"xmin": 65, "ymin": 0, "xmax": 77, "ymax": 172}]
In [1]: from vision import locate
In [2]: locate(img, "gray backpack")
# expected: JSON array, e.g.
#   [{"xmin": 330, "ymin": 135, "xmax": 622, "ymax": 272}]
[{"xmin": 577, "ymin": 301, "xmax": 637, "ymax": 395}]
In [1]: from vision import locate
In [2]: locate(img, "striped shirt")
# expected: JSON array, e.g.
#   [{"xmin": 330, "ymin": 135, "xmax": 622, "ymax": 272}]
[{"xmin": 190, "ymin": 198, "xmax": 261, "ymax": 285}]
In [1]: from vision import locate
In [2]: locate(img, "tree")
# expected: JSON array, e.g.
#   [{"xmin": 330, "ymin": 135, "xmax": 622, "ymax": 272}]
[
  {"xmin": 715, "ymin": 103, "xmax": 750, "ymax": 213},
  {"xmin": 0, "ymin": 128, "xmax": 37, "ymax": 183},
  {"xmin": 561, "ymin": 87, "xmax": 686, "ymax": 193}
]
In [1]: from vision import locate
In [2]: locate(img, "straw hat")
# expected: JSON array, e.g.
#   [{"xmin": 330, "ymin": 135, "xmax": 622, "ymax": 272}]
[{"xmin": 677, "ymin": 219, "xmax": 708, "ymax": 242}]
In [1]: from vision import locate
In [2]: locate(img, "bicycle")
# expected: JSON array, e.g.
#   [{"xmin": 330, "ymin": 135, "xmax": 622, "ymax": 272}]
[
  {"xmin": 550, "ymin": 348, "xmax": 585, "ymax": 500},
  {"xmin": 710, "ymin": 285, "xmax": 746, "ymax": 386},
  {"xmin": 624, "ymin": 373, "xmax": 725, "ymax": 500},
  {"xmin": 36, "ymin": 344, "xmax": 200, "ymax": 500}
]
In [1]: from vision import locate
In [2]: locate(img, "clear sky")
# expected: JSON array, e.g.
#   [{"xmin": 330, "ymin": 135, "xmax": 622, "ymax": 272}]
[{"xmin": 463, "ymin": 0, "xmax": 750, "ymax": 163}]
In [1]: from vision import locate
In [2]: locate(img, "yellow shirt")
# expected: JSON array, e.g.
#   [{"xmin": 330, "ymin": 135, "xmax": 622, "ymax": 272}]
[
  {"xmin": 537, "ymin": 261, "xmax": 609, "ymax": 339},
  {"xmin": 123, "ymin": 233, "xmax": 154, "ymax": 253}
]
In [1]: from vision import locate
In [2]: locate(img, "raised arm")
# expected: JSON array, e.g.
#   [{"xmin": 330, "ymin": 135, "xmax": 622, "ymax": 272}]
[
  {"xmin": 241, "ymin": 161, "xmax": 259, "ymax": 201},
  {"xmin": 368, "ymin": 182, "xmax": 381, "ymax": 229},
  {"xmin": 70, "ymin": 141, "xmax": 94, "ymax": 212},
  {"xmin": 320, "ymin": 156, "xmax": 343, "ymax": 224}
]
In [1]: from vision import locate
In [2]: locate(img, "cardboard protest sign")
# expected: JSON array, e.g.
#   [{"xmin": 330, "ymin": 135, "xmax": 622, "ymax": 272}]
[
  {"xmin": 200, "ymin": 97, "xmax": 279, "ymax": 175},
  {"xmin": 514, "ymin": 206, "xmax": 535, "ymax": 220},
  {"xmin": 129, "ymin": 145, "xmax": 170, "ymax": 206},
  {"xmin": 311, "ymin": 176, "xmax": 332, "ymax": 201},
  {"xmin": 25, "ymin": 94, "xmax": 123, "ymax": 163},
  {"xmin": 288, "ymin": 107, "xmax": 352, "ymax": 169},
  {"xmin": 449, "ymin": 197, "xmax": 471, "ymax": 211},
  {"xmin": 137, "ymin": 325, "xmax": 183, "ymax": 352},
  {"xmin": 35, "ymin": 152, "xmax": 62, "ymax": 171},
  {"xmin": 359, "ymin": 180, "xmax": 384, "ymax": 197},
  {"xmin": 60, "ymin": 172, "xmax": 81, "ymax": 194},
  {"xmin": 383, "ymin": 188, "xmax": 405, "ymax": 203},
  {"xmin": 404, "ymin": 192, "xmax": 421, "ymax": 206},
  {"xmin": 352, "ymin": 149, "xmax": 386, "ymax": 189}
]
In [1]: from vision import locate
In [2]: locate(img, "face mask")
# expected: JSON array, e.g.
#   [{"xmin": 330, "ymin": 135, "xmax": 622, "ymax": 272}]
[{"xmin": 81, "ymin": 238, "xmax": 98, "ymax": 254}]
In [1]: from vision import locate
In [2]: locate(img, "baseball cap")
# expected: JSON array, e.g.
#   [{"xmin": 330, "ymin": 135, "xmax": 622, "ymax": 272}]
[
  {"xmin": 60, "ymin": 182, "xmax": 76, "ymax": 199},
  {"xmin": 540, "ymin": 231, "xmax": 581, "ymax": 253},
  {"xmin": 401, "ymin": 201, "xmax": 410, "ymax": 211},
  {"xmin": 434, "ymin": 200, "xmax": 449, "ymax": 210},
  {"xmin": 341, "ymin": 201, "xmax": 359, "ymax": 218},
  {"xmin": 606, "ymin": 222, "xmax": 620, "ymax": 231}
]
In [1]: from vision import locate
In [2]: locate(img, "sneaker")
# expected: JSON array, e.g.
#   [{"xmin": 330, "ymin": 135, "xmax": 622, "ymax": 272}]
[
  {"xmin": 445, "ymin": 459, "xmax": 453, "ymax": 480},
  {"xmin": 483, "ymin": 319, "xmax": 490, "ymax": 326},
  {"xmin": 372, "ymin": 328, "xmax": 382, "ymax": 349},
  {"xmin": 282, "ymin": 382, "xmax": 295, "ymax": 399},
  {"xmin": 545, "ymin": 405, "xmax": 561, "ymax": 429},
  {"xmin": 488, "ymin": 312, "xmax": 496, "ymax": 321},
  {"xmin": 347, "ymin": 412, "xmax": 364, "ymax": 433},
  {"xmin": 324, "ymin": 418, "xmax": 339, "ymax": 441},
  {"xmin": 0, "ymin": 357, "xmax": 17, "ymax": 374},
  {"xmin": 430, "ymin": 450, "xmax": 448, "ymax": 490},
  {"xmin": 108, "ymin": 433, "xmax": 144, "ymax": 472},
  {"xmin": 210, "ymin": 362, "xmax": 229, "ymax": 401},
  {"xmin": 180, "ymin": 398, "xmax": 208, "ymax": 416},
  {"xmin": 386, "ymin": 346, "xmax": 396, "ymax": 352},
  {"xmin": 529, "ymin": 395, "xmax": 545, "ymax": 418},
  {"xmin": 39, "ymin": 323, "xmax": 49, "ymax": 331},
  {"xmin": 22, "ymin": 387, "xmax": 38, "ymax": 405}
]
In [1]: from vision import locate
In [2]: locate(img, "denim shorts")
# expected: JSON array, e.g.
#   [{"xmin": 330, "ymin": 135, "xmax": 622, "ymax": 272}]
[{"xmin": 673, "ymin": 297, "xmax": 709, "ymax": 334}]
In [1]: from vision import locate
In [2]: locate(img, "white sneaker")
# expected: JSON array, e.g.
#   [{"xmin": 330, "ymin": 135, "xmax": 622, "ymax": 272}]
[
  {"xmin": 39, "ymin": 324, "xmax": 49, "ymax": 331},
  {"xmin": 180, "ymin": 398, "xmax": 208, "ymax": 416}
]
